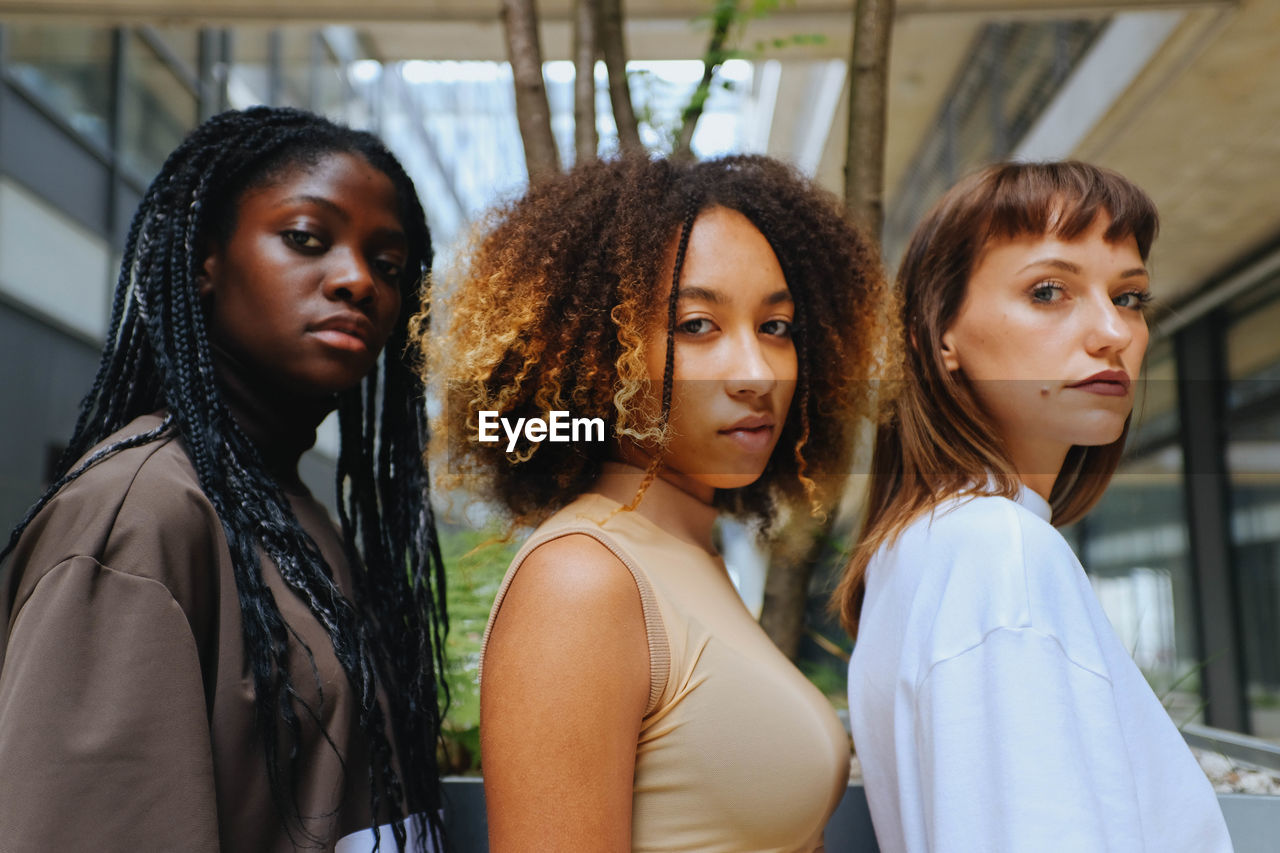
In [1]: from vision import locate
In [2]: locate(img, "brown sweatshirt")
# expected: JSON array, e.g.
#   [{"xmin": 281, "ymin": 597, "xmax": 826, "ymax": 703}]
[{"xmin": 0, "ymin": 412, "xmax": 387, "ymax": 852}]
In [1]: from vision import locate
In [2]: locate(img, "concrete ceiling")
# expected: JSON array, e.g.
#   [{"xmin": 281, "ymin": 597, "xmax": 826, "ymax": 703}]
[
  {"xmin": 1, "ymin": 0, "xmax": 1274, "ymax": 307},
  {"xmin": 1072, "ymin": 0, "xmax": 1280, "ymax": 307},
  {"xmin": 0, "ymin": 0, "xmax": 1211, "ymax": 26}
]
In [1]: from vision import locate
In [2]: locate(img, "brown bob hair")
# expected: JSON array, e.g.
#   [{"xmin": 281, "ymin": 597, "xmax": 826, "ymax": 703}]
[
  {"xmin": 417, "ymin": 154, "xmax": 892, "ymax": 530},
  {"xmin": 833, "ymin": 160, "xmax": 1159, "ymax": 636}
]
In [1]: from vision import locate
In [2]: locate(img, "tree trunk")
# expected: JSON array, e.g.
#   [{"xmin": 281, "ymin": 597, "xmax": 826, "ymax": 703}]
[
  {"xmin": 573, "ymin": 0, "xmax": 600, "ymax": 164},
  {"xmin": 599, "ymin": 0, "xmax": 642, "ymax": 154},
  {"xmin": 844, "ymin": 0, "xmax": 895, "ymax": 239},
  {"xmin": 672, "ymin": 0, "xmax": 736, "ymax": 161},
  {"xmin": 760, "ymin": 0, "xmax": 895, "ymax": 662},
  {"xmin": 501, "ymin": 0, "xmax": 560, "ymax": 180},
  {"xmin": 759, "ymin": 516, "xmax": 827, "ymax": 661}
]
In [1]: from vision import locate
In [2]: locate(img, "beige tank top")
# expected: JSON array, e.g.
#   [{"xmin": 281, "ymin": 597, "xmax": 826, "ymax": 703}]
[{"xmin": 480, "ymin": 479, "xmax": 850, "ymax": 852}]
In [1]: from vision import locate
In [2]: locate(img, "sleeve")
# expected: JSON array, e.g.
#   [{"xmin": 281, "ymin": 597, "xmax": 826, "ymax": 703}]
[
  {"xmin": 0, "ymin": 557, "xmax": 221, "ymax": 852},
  {"xmin": 914, "ymin": 626, "xmax": 1144, "ymax": 853}
]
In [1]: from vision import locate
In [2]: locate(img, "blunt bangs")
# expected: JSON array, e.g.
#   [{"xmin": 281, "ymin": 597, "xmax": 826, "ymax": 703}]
[{"xmin": 980, "ymin": 161, "xmax": 1159, "ymax": 260}]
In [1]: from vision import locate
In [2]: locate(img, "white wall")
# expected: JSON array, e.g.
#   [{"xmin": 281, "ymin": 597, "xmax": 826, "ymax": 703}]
[{"xmin": 0, "ymin": 176, "xmax": 111, "ymax": 341}]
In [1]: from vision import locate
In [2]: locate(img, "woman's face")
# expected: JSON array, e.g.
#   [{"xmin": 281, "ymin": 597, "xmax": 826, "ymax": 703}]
[
  {"xmin": 940, "ymin": 212, "xmax": 1150, "ymax": 478},
  {"xmin": 199, "ymin": 151, "xmax": 407, "ymax": 397},
  {"xmin": 640, "ymin": 205, "xmax": 797, "ymax": 501}
]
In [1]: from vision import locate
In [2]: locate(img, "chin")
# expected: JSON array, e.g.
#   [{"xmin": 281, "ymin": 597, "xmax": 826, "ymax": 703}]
[
  {"xmin": 1062, "ymin": 413, "xmax": 1129, "ymax": 448},
  {"xmin": 698, "ymin": 468, "xmax": 769, "ymax": 492}
]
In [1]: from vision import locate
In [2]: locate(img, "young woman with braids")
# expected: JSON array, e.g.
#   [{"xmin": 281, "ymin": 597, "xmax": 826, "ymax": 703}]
[
  {"xmin": 835, "ymin": 162, "xmax": 1231, "ymax": 851},
  {"xmin": 0, "ymin": 106, "xmax": 447, "ymax": 851},
  {"xmin": 422, "ymin": 155, "xmax": 891, "ymax": 850}
]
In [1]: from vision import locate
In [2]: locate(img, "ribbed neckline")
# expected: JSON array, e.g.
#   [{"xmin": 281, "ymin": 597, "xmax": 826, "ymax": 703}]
[
  {"xmin": 212, "ymin": 345, "xmax": 333, "ymax": 494},
  {"xmin": 591, "ymin": 461, "xmax": 721, "ymax": 554}
]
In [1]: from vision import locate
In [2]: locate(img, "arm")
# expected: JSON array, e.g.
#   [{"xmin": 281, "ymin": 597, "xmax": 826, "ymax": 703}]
[
  {"xmin": 480, "ymin": 534, "xmax": 651, "ymax": 852},
  {"xmin": 915, "ymin": 627, "xmax": 1143, "ymax": 853},
  {"xmin": 0, "ymin": 557, "xmax": 220, "ymax": 851}
]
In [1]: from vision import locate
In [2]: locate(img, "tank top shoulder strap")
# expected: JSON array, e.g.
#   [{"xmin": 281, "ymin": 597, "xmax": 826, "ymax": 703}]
[{"xmin": 478, "ymin": 524, "xmax": 670, "ymax": 716}]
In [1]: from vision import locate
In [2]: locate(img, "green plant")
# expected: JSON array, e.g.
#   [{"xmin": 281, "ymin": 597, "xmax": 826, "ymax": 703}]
[
  {"xmin": 1150, "ymin": 655, "xmax": 1219, "ymax": 731},
  {"xmin": 438, "ymin": 525, "xmax": 518, "ymax": 774}
]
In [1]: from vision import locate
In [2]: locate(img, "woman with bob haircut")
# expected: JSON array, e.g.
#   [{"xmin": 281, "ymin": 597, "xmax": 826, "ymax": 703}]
[
  {"xmin": 421, "ymin": 154, "xmax": 892, "ymax": 850},
  {"xmin": 0, "ymin": 107, "xmax": 447, "ymax": 851},
  {"xmin": 835, "ymin": 161, "xmax": 1232, "ymax": 852}
]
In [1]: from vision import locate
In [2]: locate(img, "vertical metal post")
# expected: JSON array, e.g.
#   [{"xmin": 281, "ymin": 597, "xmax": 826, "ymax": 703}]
[
  {"xmin": 106, "ymin": 28, "xmax": 128, "ymax": 255},
  {"xmin": 197, "ymin": 29, "xmax": 219, "ymax": 121},
  {"xmin": 942, "ymin": 100, "xmax": 956, "ymax": 185},
  {"xmin": 1176, "ymin": 316, "xmax": 1250, "ymax": 732},
  {"xmin": 988, "ymin": 24, "xmax": 1008, "ymax": 158},
  {"xmin": 309, "ymin": 31, "xmax": 323, "ymax": 112},
  {"xmin": 267, "ymin": 30, "xmax": 283, "ymax": 106},
  {"xmin": 1052, "ymin": 21, "xmax": 1070, "ymax": 85},
  {"xmin": 0, "ymin": 25, "xmax": 9, "ymax": 140},
  {"xmin": 218, "ymin": 30, "xmax": 232, "ymax": 113}
]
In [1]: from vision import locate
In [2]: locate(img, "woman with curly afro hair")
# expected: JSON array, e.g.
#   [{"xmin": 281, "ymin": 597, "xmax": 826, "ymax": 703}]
[{"xmin": 418, "ymin": 154, "xmax": 892, "ymax": 850}]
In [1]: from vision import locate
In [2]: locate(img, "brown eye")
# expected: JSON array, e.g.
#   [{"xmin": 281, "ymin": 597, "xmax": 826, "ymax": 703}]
[
  {"xmin": 375, "ymin": 258, "xmax": 404, "ymax": 282},
  {"xmin": 283, "ymin": 230, "xmax": 324, "ymax": 250},
  {"xmin": 760, "ymin": 319, "xmax": 792, "ymax": 338},
  {"xmin": 677, "ymin": 318, "xmax": 714, "ymax": 336}
]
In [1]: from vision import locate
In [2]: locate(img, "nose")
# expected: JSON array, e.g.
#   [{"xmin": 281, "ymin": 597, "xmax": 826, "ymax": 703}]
[
  {"xmin": 1083, "ymin": 294, "xmax": 1134, "ymax": 355},
  {"xmin": 727, "ymin": 333, "xmax": 778, "ymax": 398},
  {"xmin": 324, "ymin": 247, "xmax": 378, "ymax": 307}
]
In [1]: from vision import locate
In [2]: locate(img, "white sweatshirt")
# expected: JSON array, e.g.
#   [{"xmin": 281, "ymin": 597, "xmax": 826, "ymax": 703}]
[{"xmin": 846, "ymin": 487, "xmax": 1233, "ymax": 853}]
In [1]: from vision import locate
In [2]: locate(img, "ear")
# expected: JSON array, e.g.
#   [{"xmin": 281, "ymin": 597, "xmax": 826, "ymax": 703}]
[
  {"xmin": 196, "ymin": 250, "xmax": 219, "ymax": 300},
  {"xmin": 939, "ymin": 327, "xmax": 961, "ymax": 373}
]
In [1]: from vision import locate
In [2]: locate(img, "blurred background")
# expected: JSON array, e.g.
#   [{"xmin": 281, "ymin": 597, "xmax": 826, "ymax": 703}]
[{"xmin": 1, "ymin": 0, "xmax": 1278, "ymax": 768}]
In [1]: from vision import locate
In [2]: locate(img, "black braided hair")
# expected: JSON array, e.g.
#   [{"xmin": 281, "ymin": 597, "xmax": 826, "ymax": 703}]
[
  {"xmin": 660, "ymin": 199, "xmax": 699, "ymax": 426},
  {"xmin": 2, "ymin": 106, "xmax": 447, "ymax": 851}
]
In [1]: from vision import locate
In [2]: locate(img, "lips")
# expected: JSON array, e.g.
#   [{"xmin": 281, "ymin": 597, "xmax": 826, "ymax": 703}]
[
  {"xmin": 718, "ymin": 414, "xmax": 777, "ymax": 453},
  {"xmin": 309, "ymin": 313, "xmax": 376, "ymax": 353},
  {"xmin": 1066, "ymin": 369, "xmax": 1131, "ymax": 396}
]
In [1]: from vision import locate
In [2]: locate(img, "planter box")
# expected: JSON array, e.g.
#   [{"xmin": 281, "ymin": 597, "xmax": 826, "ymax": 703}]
[{"xmin": 442, "ymin": 777, "xmax": 1280, "ymax": 852}]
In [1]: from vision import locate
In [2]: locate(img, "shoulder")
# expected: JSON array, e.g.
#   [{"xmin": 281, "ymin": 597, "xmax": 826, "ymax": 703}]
[
  {"xmin": 41, "ymin": 414, "xmax": 208, "ymax": 525},
  {"xmin": 480, "ymin": 531, "xmax": 651, "ymax": 706},
  {"xmin": 511, "ymin": 533, "xmax": 641, "ymax": 612},
  {"xmin": 880, "ymin": 493, "xmax": 1054, "ymax": 597},
  {"xmin": 903, "ymin": 491, "xmax": 1052, "ymax": 550},
  {"xmin": 77, "ymin": 415, "xmax": 222, "ymax": 559},
  {"xmin": 7, "ymin": 414, "xmax": 224, "ymax": 625},
  {"xmin": 885, "ymin": 493, "xmax": 1102, "ymax": 669},
  {"xmin": 900, "ymin": 491, "xmax": 1078, "ymax": 585},
  {"xmin": 489, "ymin": 532, "xmax": 646, "ymax": 649},
  {"xmin": 498, "ymin": 491, "xmax": 658, "ymax": 617}
]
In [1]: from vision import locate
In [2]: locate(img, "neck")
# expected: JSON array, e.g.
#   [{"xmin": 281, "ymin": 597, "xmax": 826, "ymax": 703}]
[
  {"xmin": 592, "ymin": 460, "xmax": 720, "ymax": 553},
  {"xmin": 212, "ymin": 346, "xmax": 334, "ymax": 492},
  {"xmin": 1004, "ymin": 434, "xmax": 1068, "ymax": 502}
]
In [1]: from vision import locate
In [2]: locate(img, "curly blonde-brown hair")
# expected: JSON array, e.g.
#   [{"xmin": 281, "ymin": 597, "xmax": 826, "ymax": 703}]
[{"xmin": 415, "ymin": 154, "xmax": 893, "ymax": 529}]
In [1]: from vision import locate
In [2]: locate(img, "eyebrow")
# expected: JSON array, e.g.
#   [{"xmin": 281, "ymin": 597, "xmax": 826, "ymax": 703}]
[
  {"xmin": 1016, "ymin": 257, "xmax": 1148, "ymax": 279},
  {"xmin": 278, "ymin": 194, "xmax": 408, "ymax": 246},
  {"xmin": 677, "ymin": 286, "xmax": 793, "ymax": 305},
  {"xmin": 280, "ymin": 194, "xmax": 347, "ymax": 219}
]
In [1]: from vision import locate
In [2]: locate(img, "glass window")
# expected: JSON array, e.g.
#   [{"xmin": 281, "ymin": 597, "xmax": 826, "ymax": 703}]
[
  {"xmin": 1225, "ymin": 277, "xmax": 1280, "ymax": 737},
  {"xmin": 1132, "ymin": 338, "xmax": 1181, "ymax": 448},
  {"xmin": 311, "ymin": 40, "xmax": 360, "ymax": 127},
  {"xmin": 225, "ymin": 27, "xmax": 272, "ymax": 109},
  {"xmin": 278, "ymin": 29, "xmax": 315, "ymax": 109},
  {"xmin": 4, "ymin": 24, "xmax": 113, "ymax": 148},
  {"xmin": 146, "ymin": 26, "xmax": 199, "ymax": 78},
  {"xmin": 119, "ymin": 31, "xmax": 197, "ymax": 181},
  {"xmin": 1076, "ymin": 343, "xmax": 1203, "ymax": 726}
]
